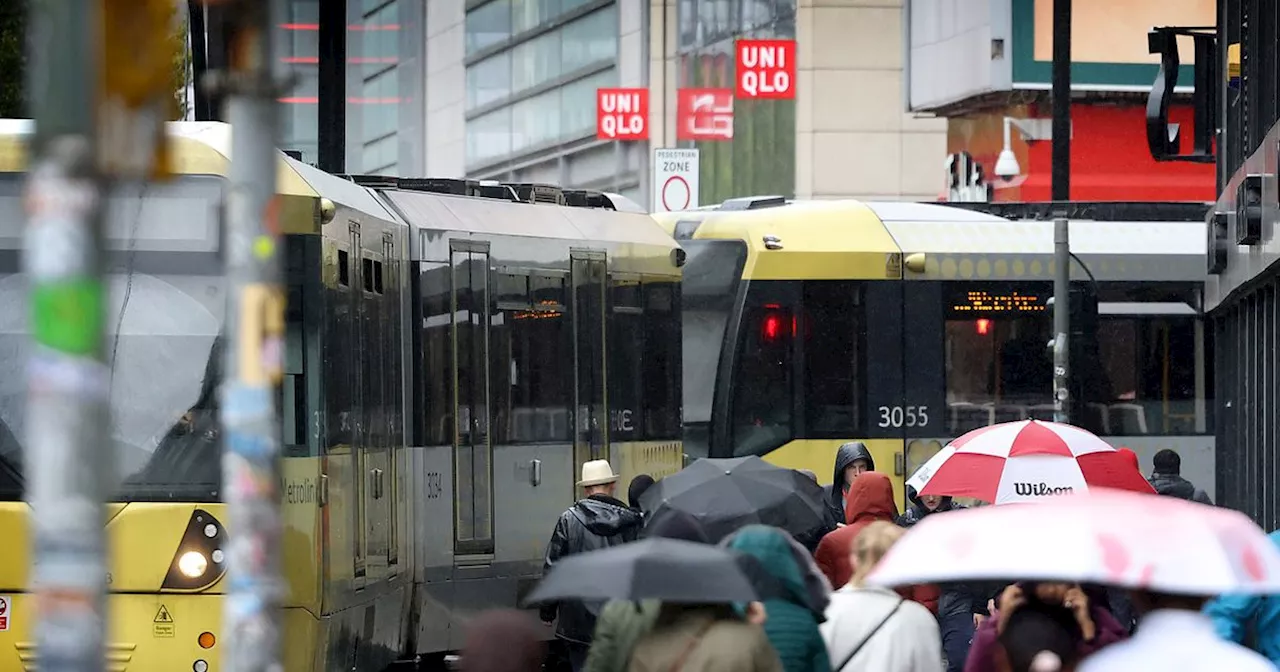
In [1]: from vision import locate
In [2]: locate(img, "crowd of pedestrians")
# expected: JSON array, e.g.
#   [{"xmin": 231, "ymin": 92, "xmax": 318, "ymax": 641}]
[{"xmin": 457, "ymin": 445, "xmax": 1279, "ymax": 672}]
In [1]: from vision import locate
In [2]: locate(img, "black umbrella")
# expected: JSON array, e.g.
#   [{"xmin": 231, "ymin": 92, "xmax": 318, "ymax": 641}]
[
  {"xmin": 639, "ymin": 456, "xmax": 828, "ymax": 543},
  {"xmin": 524, "ymin": 538, "xmax": 759, "ymax": 605}
]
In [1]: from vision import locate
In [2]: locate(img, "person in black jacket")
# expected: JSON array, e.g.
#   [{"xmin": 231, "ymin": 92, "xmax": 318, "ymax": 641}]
[
  {"xmin": 823, "ymin": 441, "xmax": 874, "ymax": 529},
  {"xmin": 540, "ymin": 460, "xmax": 644, "ymax": 672},
  {"xmin": 1148, "ymin": 448, "xmax": 1213, "ymax": 505}
]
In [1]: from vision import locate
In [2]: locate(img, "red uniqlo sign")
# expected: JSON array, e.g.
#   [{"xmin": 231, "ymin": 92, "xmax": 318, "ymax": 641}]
[
  {"xmin": 596, "ymin": 88, "xmax": 650, "ymax": 141},
  {"xmin": 677, "ymin": 89, "xmax": 734, "ymax": 141},
  {"xmin": 735, "ymin": 39, "xmax": 796, "ymax": 99}
]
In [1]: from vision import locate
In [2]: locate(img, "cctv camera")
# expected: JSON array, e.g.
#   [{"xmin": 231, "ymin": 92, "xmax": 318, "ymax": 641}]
[{"xmin": 994, "ymin": 149, "xmax": 1020, "ymax": 179}]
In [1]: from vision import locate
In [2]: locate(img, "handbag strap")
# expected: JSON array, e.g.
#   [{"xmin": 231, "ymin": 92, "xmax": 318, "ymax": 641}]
[
  {"xmin": 834, "ymin": 597, "xmax": 904, "ymax": 672},
  {"xmin": 668, "ymin": 618, "xmax": 717, "ymax": 672}
]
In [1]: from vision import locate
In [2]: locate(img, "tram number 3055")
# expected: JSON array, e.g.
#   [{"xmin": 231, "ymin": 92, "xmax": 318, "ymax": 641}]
[{"xmin": 877, "ymin": 405, "xmax": 929, "ymax": 429}]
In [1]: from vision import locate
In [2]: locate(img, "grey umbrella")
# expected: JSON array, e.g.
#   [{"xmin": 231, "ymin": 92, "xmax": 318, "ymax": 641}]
[{"xmin": 524, "ymin": 538, "xmax": 760, "ymax": 605}]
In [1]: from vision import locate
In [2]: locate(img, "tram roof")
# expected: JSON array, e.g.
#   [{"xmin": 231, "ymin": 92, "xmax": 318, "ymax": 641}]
[
  {"xmin": 866, "ymin": 201, "xmax": 1208, "ymax": 282},
  {"xmin": 0, "ymin": 120, "xmax": 321, "ymax": 199},
  {"xmin": 381, "ymin": 187, "xmax": 676, "ymax": 249},
  {"xmin": 655, "ymin": 197, "xmax": 1208, "ymax": 283}
]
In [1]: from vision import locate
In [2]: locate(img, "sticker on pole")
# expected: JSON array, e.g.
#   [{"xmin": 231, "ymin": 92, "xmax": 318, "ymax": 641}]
[
  {"xmin": 153, "ymin": 604, "xmax": 174, "ymax": 638},
  {"xmin": 653, "ymin": 149, "xmax": 700, "ymax": 213},
  {"xmin": 735, "ymin": 39, "xmax": 796, "ymax": 99},
  {"xmin": 0, "ymin": 595, "xmax": 9, "ymax": 631}
]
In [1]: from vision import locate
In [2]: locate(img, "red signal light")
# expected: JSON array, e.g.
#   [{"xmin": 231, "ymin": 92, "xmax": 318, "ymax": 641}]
[
  {"xmin": 762, "ymin": 314, "xmax": 781, "ymax": 341},
  {"xmin": 976, "ymin": 318, "xmax": 991, "ymax": 335}
]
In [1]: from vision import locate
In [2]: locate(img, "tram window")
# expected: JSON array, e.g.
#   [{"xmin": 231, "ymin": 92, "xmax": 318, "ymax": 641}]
[
  {"xmin": 609, "ymin": 280, "xmax": 644, "ymax": 442},
  {"xmin": 802, "ymin": 281, "xmax": 864, "ymax": 436},
  {"xmin": 943, "ymin": 282, "xmax": 1055, "ymax": 435},
  {"xmin": 363, "ymin": 257, "xmax": 375, "ymax": 293},
  {"xmin": 643, "ymin": 283, "xmax": 681, "ymax": 440},
  {"xmin": 491, "ymin": 272, "xmax": 573, "ymax": 443},
  {"xmin": 496, "ymin": 272, "xmax": 529, "ymax": 306},
  {"xmin": 338, "ymin": 249, "xmax": 350, "ymax": 287},
  {"xmin": 1092, "ymin": 315, "xmax": 1202, "ymax": 435},
  {"xmin": 730, "ymin": 292, "xmax": 794, "ymax": 457},
  {"xmin": 421, "ymin": 262, "xmax": 452, "ymax": 446},
  {"xmin": 682, "ymin": 240, "xmax": 748, "ymax": 436}
]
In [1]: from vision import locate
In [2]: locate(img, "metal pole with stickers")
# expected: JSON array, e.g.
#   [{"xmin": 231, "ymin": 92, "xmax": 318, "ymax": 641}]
[
  {"xmin": 207, "ymin": 1, "xmax": 289, "ymax": 670},
  {"xmin": 24, "ymin": 0, "xmax": 178, "ymax": 669}
]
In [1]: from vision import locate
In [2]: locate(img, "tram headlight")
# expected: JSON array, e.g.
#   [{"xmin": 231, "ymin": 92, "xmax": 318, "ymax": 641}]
[
  {"xmin": 162, "ymin": 509, "xmax": 228, "ymax": 591},
  {"xmin": 178, "ymin": 551, "xmax": 209, "ymax": 578}
]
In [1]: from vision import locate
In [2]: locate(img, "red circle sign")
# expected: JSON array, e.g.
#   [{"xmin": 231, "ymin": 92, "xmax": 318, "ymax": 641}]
[
  {"xmin": 661, "ymin": 176, "xmax": 691, "ymax": 212},
  {"xmin": 0, "ymin": 598, "xmax": 7, "ymax": 615}
]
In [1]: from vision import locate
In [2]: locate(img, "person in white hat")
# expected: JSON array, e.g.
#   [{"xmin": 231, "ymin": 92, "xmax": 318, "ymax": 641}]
[{"xmin": 540, "ymin": 459, "xmax": 645, "ymax": 671}]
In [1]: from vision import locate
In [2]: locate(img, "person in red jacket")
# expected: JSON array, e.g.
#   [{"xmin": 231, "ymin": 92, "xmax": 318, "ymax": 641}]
[{"xmin": 814, "ymin": 472, "xmax": 939, "ymax": 614}]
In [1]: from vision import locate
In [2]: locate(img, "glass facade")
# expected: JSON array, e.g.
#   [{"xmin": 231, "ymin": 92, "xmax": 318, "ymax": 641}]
[
  {"xmin": 677, "ymin": 0, "xmax": 797, "ymax": 203},
  {"xmin": 277, "ymin": 0, "xmax": 425, "ymax": 176},
  {"xmin": 463, "ymin": 0, "xmax": 619, "ymax": 170}
]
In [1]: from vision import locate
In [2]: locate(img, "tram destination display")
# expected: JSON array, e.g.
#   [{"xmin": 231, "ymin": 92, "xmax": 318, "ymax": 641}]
[{"xmin": 945, "ymin": 283, "xmax": 1050, "ymax": 318}]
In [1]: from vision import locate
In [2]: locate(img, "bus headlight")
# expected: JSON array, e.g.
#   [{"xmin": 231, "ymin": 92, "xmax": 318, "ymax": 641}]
[{"xmin": 178, "ymin": 551, "xmax": 209, "ymax": 578}]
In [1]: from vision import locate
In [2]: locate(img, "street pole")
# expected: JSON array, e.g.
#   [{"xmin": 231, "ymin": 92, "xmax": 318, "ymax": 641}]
[
  {"xmin": 23, "ymin": 1, "xmax": 108, "ymax": 669},
  {"xmin": 214, "ymin": 1, "xmax": 287, "ymax": 671},
  {"xmin": 25, "ymin": 1, "xmax": 176, "ymax": 669},
  {"xmin": 1051, "ymin": 0, "xmax": 1072, "ymax": 424}
]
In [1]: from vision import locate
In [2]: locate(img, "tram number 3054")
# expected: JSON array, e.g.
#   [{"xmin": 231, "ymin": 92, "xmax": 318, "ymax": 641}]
[{"xmin": 877, "ymin": 405, "xmax": 929, "ymax": 429}]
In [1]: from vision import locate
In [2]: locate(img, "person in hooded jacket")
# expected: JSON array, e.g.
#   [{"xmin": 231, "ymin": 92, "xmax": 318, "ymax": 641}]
[
  {"xmin": 1147, "ymin": 449, "xmax": 1213, "ymax": 505},
  {"xmin": 726, "ymin": 525, "xmax": 832, "ymax": 672},
  {"xmin": 815, "ymin": 472, "xmax": 939, "ymax": 614},
  {"xmin": 897, "ymin": 487, "xmax": 978, "ymax": 672},
  {"xmin": 542, "ymin": 460, "xmax": 646, "ymax": 671},
  {"xmin": 824, "ymin": 442, "xmax": 875, "ymax": 530}
]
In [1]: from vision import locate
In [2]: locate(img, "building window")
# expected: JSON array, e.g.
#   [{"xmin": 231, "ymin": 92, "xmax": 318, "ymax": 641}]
[
  {"xmin": 511, "ymin": 30, "xmax": 563, "ymax": 95},
  {"xmin": 467, "ymin": 53, "xmax": 513, "ymax": 109},
  {"xmin": 466, "ymin": 0, "xmax": 513, "ymax": 54},
  {"xmin": 467, "ymin": 107, "xmax": 514, "ymax": 165}
]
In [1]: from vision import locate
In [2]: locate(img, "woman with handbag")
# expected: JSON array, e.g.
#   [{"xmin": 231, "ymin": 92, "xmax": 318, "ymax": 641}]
[{"xmin": 820, "ymin": 521, "xmax": 945, "ymax": 672}]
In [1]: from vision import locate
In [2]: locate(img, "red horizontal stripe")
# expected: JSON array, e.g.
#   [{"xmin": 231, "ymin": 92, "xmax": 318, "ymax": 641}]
[
  {"xmin": 281, "ymin": 57, "xmax": 400, "ymax": 64},
  {"xmin": 278, "ymin": 96, "xmax": 403, "ymax": 104},
  {"xmin": 278, "ymin": 23, "xmax": 400, "ymax": 31}
]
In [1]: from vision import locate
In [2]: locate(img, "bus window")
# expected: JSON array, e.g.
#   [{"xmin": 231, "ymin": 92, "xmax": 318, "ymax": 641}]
[
  {"xmin": 943, "ymin": 282, "xmax": 1054, "ymax": 435},
  {"xmin": 680, "ymin": 240, "xmax": 747, "ymax": 454},
  {"xmin": 801, "ymin": 281, "xmax": 864, "ymax": 436}
]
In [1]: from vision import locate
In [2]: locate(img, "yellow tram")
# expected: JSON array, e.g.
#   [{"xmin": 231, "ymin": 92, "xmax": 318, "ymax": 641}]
[
  {"xmin": 0, "ymin": 120, "xmax": 684, "ymax": 670},
  {"xmin": 655, "ymin": 197, "xmax": 1215, "ymax": 506}
]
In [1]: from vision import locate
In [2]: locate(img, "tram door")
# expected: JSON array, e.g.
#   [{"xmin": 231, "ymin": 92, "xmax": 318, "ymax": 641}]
[
  {"xmin": 572, "ymin": 253, "xmax": 608, "ymax": 475},
  {"xmin": 349, "ymin": 223, "xmax": 368, "ymax": 582},
  {"xmin": 452, "ymin": 242, "xmax": 494, "ymax": 556}
]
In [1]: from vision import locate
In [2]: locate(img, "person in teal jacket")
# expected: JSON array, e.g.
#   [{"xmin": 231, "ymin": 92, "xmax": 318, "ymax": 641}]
[
  {"xmin": 1204, "ymin": 529, "xmax": 1280, "ymax": 666},
  {"xmin": 726, "ymin": 525, "xmax": 831, "ymax": 672}
]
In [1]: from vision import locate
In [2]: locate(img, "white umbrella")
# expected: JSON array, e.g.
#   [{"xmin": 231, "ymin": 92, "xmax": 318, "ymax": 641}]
[{"xmin": 867, "ymin": 488, "xmax": 1280, "ymax": 596}]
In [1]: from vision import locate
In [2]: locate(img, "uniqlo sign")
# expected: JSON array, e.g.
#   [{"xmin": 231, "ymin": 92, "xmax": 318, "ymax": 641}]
[
  {"xmin": 735, "ymin": 39, "xmax": 796, "ymax": 99},
  {"xmin": 596, "ymin": 88, "xmax": 649, "ymax": 141},
  {"xmin": 677, "ymin": 89, "xmax": 734, "ymax": 141}
]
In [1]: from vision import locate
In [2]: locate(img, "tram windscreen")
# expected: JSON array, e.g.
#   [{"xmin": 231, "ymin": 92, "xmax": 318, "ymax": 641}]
[
  {"xmin": 680, "ymin": 240, "xmax": 747, "ymax": 453},
  {"xmin": 0, "ymin": 176, "xmax": 224, "ymax": 502}
]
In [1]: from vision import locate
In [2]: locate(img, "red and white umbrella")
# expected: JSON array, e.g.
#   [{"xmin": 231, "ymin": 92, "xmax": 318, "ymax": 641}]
[
  {"xmin": 868, "ymin": 488, "xmax": 1280, "ymax": 595},
  {"xmin": 906, "ymin": 419, "xmax": 1155, "ymax": 504}
]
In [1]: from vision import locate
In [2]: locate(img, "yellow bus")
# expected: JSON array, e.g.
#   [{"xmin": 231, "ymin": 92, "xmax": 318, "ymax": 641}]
[
  {"xmin": 0, "ymin": 120, "xmax": 684, "ymax": 670},
  {"xmin": 655, "ymin": 197, "xmax": 1215, "ymax": 508}
]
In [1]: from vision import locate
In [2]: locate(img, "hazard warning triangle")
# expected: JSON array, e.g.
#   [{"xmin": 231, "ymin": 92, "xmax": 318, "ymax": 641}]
[{"xmin": 154, "ymin": 605, "xmax": 172, "ymax": 624}]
